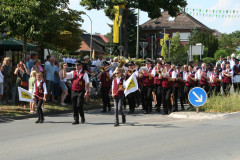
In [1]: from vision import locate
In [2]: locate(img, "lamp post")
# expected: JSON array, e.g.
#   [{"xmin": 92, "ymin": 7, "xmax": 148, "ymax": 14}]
[{"xmin": 84, "ymin": 14, "xmax": 93, "ymax": 60}]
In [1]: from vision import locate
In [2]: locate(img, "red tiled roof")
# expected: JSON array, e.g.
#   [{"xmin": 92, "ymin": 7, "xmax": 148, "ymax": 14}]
[{"xmin": 99, "ymin": 35, "xmax": 109, "ymax": 43}]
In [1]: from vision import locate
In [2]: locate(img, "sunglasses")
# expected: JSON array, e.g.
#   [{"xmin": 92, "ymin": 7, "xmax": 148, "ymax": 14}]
[{"xmin": 115, "ymin": 72, "xmax": 120, "ymax": 74}]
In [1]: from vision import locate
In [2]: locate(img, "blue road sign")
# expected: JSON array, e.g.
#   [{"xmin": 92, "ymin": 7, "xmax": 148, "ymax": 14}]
[{"xmin": 188, "ymin": 87, "xmax": 207, "ymax": 107}]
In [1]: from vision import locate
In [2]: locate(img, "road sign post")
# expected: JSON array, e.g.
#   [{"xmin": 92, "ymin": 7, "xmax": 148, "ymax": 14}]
[{"xmin": 188, "ymin": 87, "xmax": 207, "ymax": 113}]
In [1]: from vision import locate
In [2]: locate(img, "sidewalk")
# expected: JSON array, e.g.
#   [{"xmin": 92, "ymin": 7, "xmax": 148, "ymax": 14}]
[
  {"xmin": 0, "ymin": 103, "xmax": 102, "ymax": 121},
  {"xmin": 169, "ymin": 111, "xmax": 240, "ymax": 120}
]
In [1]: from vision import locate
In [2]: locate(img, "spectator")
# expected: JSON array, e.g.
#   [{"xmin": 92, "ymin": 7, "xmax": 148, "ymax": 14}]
[
  {"xmin": 44, "ymin": 56, "xmax": 55, "ymax": 102},
  {"xmin": 26, "ymin": 55, "xmax": 31, "ymax": 84},
  {"xmin": 95, "ymin": 53, "xmax": 104, "ymax": 67},
  {"xmin": 14, "ymin": 61, "xmax": 29, "ymax": 107},
  {"xmin": 28, "ymin": 52, "xmax": 38, "ymax": 71},
  {"xmin": 31, "ymin": 59, "xmax": 41, "ymax": 72},
  {"xmin": 59, "ymin": 63, "xmax": 68, "ymax": 106},
  {"xmin": 29, "ymin": 71, "xmax": 36, "ymax": 113},
  {"xmin": 0, "ymin": 63, "xmax": 4, "ymax": 104},
  {"xmin": 2, "ymin": 57, "xmax": 12, "ymax": 104},
  {"xmin": 52, "ymin": 61, "xmax": 60, "ymax": 103}
]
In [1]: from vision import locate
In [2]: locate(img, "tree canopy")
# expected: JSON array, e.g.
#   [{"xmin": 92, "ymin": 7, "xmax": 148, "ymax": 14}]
[
  {"xmin": 0, "ymin": 0, "xmax": 83, "ymax": 55},
  {"xmin": 80, "ymin": 0, "xmax": 187, "ymax": 57}
]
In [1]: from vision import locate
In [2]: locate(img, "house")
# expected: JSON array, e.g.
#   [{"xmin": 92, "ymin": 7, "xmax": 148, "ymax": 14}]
[
  {"xmin": 77, "ymin": 34, "xmax": 109, "ymax": 56},
  {"xmin": 140, "ymin": 11, "xmax": 214, "ymax": 45}
]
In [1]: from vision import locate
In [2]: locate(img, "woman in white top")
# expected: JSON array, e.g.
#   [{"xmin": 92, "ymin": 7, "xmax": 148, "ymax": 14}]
[{"xmin": 59, "ymin": 63, "xmax": 68, "ymax": 106}]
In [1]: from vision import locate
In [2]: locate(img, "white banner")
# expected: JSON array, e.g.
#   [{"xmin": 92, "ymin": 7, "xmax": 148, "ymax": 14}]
[
  {"xmin": 18, "ymin": 87, "xmax": 34, "ymax": 102},
  {"xmin": 124, "ymin": 73, "xmax": 138, "ymax": 97}
]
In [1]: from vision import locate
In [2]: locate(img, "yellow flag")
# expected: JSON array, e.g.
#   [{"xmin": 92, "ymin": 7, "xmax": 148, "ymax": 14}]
[
  {"xmin": 161, "ymin": 34, "xmax": 169, "ymax": 56},
  {"xmin": 21, "ymin": 91, "xmax": 32, "ymax": 99},
  {"xmin": 92, "ymin": 49, "xmax": 95, "ymax": 59},
  {"xmin": 126, "ymin": 78, "xmax": 136, "ymax": 91},
  {"xmin": 113, "ymin": 5, "xmax": 124, "ymax": 43}
]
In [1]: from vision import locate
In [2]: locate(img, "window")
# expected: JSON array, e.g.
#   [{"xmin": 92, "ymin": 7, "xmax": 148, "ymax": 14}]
[{"xmin": 172, "ymin": 32, "xmax": 191, "ymax": 41}]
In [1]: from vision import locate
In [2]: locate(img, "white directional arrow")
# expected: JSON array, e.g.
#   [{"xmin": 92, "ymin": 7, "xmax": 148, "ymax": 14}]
[{"xmin": 192, "ymin": 91, "xmax": 203, "ymax": 103}]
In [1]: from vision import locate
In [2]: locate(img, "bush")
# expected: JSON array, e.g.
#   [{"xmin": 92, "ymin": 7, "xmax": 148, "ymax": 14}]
[
  {"xmin": 202, "ymin": 57, "xmax": 216, "ymax": 64},
  {"xmin": 214, "ymin": 49, "xmax": 229, "ymax": 61}
]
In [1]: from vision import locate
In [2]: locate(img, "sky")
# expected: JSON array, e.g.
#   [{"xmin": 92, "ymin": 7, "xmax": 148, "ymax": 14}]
[{"xmin": 69, "ymin": 0, "xmax": 240, "ymax": 35}]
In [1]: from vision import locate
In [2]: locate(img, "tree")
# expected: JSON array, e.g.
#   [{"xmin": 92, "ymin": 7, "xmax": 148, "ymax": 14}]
[
  {"xmin": 187, "ymin": 28, "xmax": 218, "ymax": 58},
  {"xmin": 80, "ymin": 0, "xmax": 187, "ymax": 58},
  {"xmin": 0, "ymin": 0, "xmax": 83, "ymax": 57},
  {"xmin": 214, "ymin": 49, "xmax": 229, "ymax": 61},
  {"xmin": 169, "ymin": 32, "xmax": 187, "ymax": 64}
]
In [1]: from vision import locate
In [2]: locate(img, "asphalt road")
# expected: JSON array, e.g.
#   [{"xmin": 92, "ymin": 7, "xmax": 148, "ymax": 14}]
[{"xmin": 1, "ymin": 109, "xmax": 240, "ymax": 160}]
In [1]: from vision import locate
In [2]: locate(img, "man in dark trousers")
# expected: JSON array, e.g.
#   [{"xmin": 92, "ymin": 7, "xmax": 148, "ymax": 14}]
[
  {"xmin": 98, "ymin": 61, "xmax": 112, "ymax": 112},
  {"xmin": 66, "ymin": 60, "xmax": 90, "ymax": 125}
]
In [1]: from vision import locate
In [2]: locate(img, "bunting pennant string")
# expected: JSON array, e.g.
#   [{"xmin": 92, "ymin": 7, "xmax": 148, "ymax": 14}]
[{"xmin": 178, "ymin": 7, "xmax": 240, "ymax": 19}]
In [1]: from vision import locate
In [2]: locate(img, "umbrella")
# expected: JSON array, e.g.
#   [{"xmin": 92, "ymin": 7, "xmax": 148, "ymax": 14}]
[{"xmin": 0, "ymin": 38, "xmax": 36, "ymax": 51}]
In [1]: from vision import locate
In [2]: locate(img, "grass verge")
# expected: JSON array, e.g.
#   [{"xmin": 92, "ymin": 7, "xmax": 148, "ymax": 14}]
[
  {"xmin": 201, "ymin": 93, "xmax": 240, "ymax": 113},
  {"xmin": 0, "ymin": 103, "xmax": 72, "ymax": 117}
]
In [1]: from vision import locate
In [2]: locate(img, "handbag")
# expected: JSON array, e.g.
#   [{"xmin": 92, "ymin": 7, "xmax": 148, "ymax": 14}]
[{"xmin": 21, "ymin": 81, "xmax": 28, "ymax": 87}]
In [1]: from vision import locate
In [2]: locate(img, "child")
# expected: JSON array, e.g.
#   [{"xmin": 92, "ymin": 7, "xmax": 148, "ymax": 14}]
[
  {"xmin": 29, "ymin": 71, "xmax": 36, "ymax": 113},
  {"xmin": 112, "ymin": 68, "xmax": 126, "ymax": 127},
  {"xmin": 33, "ymin": 72, "xmax": 47, "ymax": 123},
  {"xmin": 0, "ymin": 63, "xmax": 4, "ymax": 104}
]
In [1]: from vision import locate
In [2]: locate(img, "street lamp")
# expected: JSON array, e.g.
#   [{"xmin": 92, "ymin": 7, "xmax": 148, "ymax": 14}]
[{"xmin": 84, "ymin": 14, "xmax": 93, "ymax": 60}]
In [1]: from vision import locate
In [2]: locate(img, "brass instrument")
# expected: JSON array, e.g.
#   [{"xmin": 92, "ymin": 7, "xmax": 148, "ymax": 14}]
[{"xmin": 118, "ymin": 58, "xmax": 126, "ymax": 69}]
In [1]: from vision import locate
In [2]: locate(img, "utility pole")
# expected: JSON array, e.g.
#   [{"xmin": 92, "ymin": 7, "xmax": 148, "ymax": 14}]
[{"xmin": 136, "ymin": 9, "xmax": 139, "ymax": 59}]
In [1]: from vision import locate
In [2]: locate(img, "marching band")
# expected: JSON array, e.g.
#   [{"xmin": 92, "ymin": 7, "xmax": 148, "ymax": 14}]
[{"xmin": 95, "ymin": 57, "xmax": 239, "ymax": 117}]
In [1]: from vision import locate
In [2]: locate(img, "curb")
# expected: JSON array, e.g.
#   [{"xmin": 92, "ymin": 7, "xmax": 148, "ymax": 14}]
[
  {"xmin": 0, "ymin": 105, "xmax": 102, "ymax": 121},
  {"xmin": 169, "ymin": 111, "xmax": 240, "ymax": 120}
]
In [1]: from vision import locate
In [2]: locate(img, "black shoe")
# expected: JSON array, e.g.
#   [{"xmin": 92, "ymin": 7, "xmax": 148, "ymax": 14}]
[
  {"xmin": 81, "ymin": 117, "xmax": 85, "ymax": 123},
  {"xmin": 163, "ymin": 112, "xmax": 168, "ymax": 115},
  {"xmin": 72, "ymin": 121, "xmax": 79, "ymax": 125},
  {"xmin": 101, "ymin": 110, "xmax": 107, "ymax": 113},
  {"xmin": 156, "ymin": 108, "xmax": 160, "ymax": 112},
  {"xmin": 122, "ymin": 115, "xmax": 126, "ymax": 124},
  {"xmin": 172, "ymin": 109, "xmax": 178, "ymax": 112},
  {"xmin": 114, "ymin": 122, "xmax": 119, "ymax": 127},
  {"xmin": 35, "ymin": 119, "xmax": 40, "ymax": 123},
  {"xmin": 39, "ymin": 119, "xmax": 44, "ymax": 123}
]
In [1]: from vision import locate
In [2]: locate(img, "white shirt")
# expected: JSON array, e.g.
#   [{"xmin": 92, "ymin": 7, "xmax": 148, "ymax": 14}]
[
  {"xmin": 0, "ymin": 71, "xmax": 4, "ymax": 83},
  {"xmin": 195, "ymin": 69, "xmax": 210, "ymax": 79},
  {"xmin": 66, "ymin": 69, "xmax": 90, "ymax": 84},
  {"xmin": 96, "ymin": 59, "xmax": 104, "ymax": 67},
  {"xmin": 210, "ymin": 72, "xmax": 222, "ymax": 82},
  {"xmin": 183, "ymin": 71, "xmax": 188, "ymax": 81},
  {"xmin": 230, "ymin": 60, "xmax": 235, "ymax": 69},
  {"xmin": 171, "ymin": 70, "xmax": 177, "ymax": 78},
  {"xmin": 33, "ymin": 80, "xmax": 48, "ymax": 95},
  {"xmin": 112, "ymin": 77, "xmax": 126, "ymax": 89},
  {"xmin": 149, "ymin": 67, "xmax": 156, "ymax": 77},
  {"xmin": 222, "ymin": 69, "xmax": 233, "ymax": 77}
]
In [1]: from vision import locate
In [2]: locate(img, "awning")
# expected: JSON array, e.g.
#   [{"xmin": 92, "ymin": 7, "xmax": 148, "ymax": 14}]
[{"xmin": 0, "ymin": 38, "xmax": 37, "ymax": 51}]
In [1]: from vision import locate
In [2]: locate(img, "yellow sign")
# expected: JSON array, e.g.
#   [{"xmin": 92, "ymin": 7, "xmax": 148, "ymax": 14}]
[
  {"xmin": 126, "ymin": 78, "xmax": 136, "ymax": 91},
  {"xmin": 21, "ymin": 91, "xmax": 31, "ymax": 99}
]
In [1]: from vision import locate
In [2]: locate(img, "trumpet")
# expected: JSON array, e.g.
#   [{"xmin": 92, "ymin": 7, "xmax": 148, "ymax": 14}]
[{"xmin": 100, "ymin": 65, "xmax": 111, "ymax": 72}]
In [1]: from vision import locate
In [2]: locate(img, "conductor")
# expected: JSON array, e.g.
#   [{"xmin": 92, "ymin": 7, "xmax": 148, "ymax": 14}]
[{"xmin": 65, "ymin": 60, "xmax": 90, "ymax": 125}]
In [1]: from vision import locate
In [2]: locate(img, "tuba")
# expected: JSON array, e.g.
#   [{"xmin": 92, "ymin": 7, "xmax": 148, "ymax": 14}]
[{"xmin": 118, "ymin": 58, "xmax": 126, "ymax": 69}]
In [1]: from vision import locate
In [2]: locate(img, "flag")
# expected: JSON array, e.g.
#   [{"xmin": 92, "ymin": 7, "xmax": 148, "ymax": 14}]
[
  {"xmin": 157, "ymin": 33, "xmax": 169, "ymax": 56},
  {"xmin": 124, "ymin": 73, "xmax": 138, "ymax": 97},
  {"xmin": 113, "ymin": 5, "xmax": 124, "ymax": 43},
  {"xmin": 92, "ymin": 49, "xmax": 95, "ymax": 60},
  {"xmin": 18, "ymin": 87, "xmax": 33, "ymax": 102}
]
